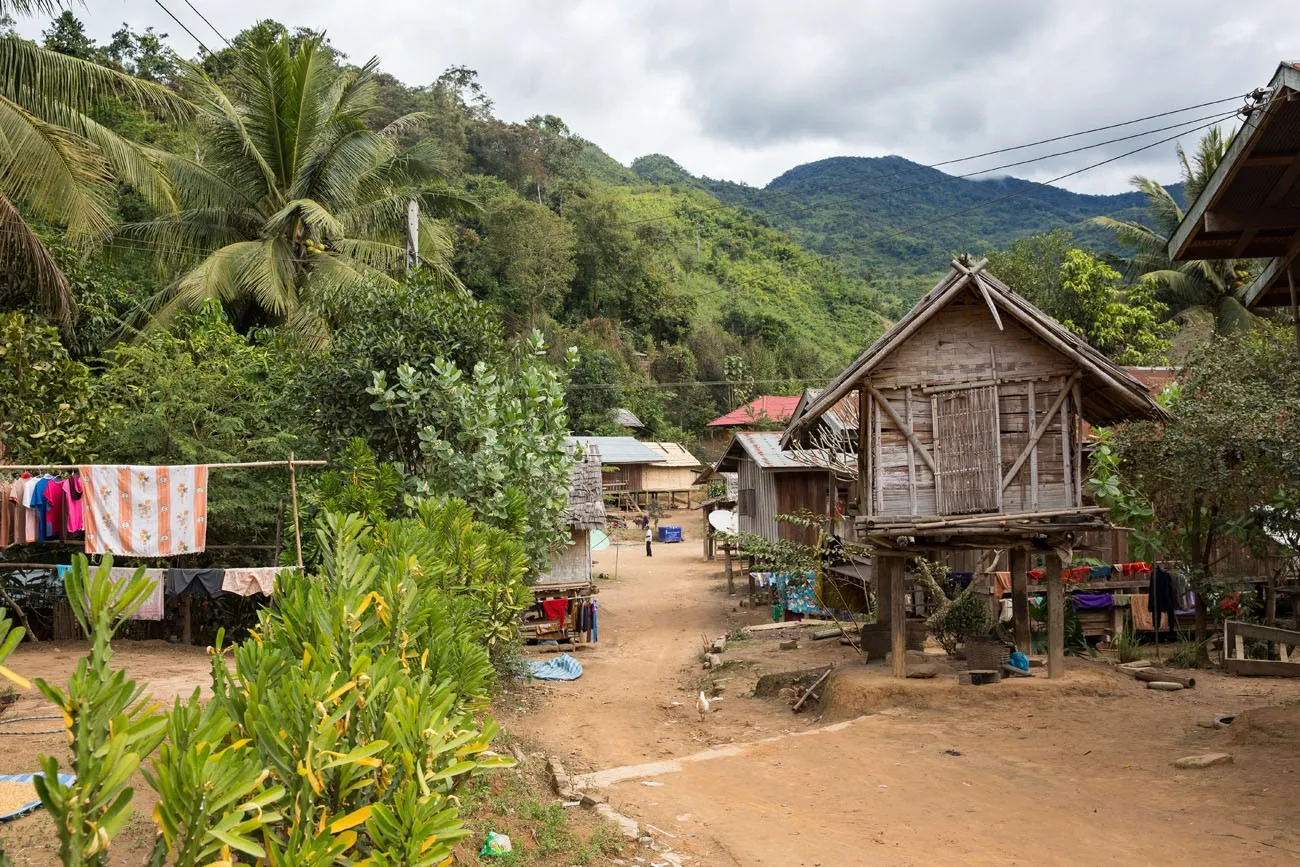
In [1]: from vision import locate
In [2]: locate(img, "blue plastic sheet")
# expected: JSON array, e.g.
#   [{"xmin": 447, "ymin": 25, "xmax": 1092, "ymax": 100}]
[
  {"xmin": 0, "ymin": 773, "xmax": 75, "ymax": 822},
  {"xmin": 528, "ymin": 653, "xmax": 583, "ymax": 681}
]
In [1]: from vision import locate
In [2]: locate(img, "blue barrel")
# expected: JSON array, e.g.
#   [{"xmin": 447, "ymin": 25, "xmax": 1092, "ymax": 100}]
[{"xmin": 658, "ymin": 526, "xmax": 683, "ymax": 543}]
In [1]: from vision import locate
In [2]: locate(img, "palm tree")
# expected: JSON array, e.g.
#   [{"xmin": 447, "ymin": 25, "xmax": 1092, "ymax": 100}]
[
  {"xmin": 1, "ymin": 28, "xmax": 189, "ymax": 335},
  {"xmin": 1092, "ymin": 127, "xmax": 1255, "ymax": 335},
  {"xmin": 127, "ymin": 30, "xmax": 465, "ymax": 334}
]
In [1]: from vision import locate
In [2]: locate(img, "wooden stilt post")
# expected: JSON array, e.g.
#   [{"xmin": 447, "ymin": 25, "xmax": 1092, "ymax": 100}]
[
  {"xmin": 888, "ymin": 556, "xmax": 907, "ymax": 678},
  {"xmin": 1010, "ymin": 547, "xmax": 1031, "ymax": 653},
  {"xmin": 289, "ymin": 452, "xmax": 304, "ymax": 569},
  {"xmin": 724, "ymin": 544, "xmax": 734, "ymax": 595},
  {"xmin": 1289, "ymin": 261, "xmax": 1300, "ymax": 353},
  {"xmin": 1047, "ymin": 553, "xmax": 1064, "ymax": 679}
]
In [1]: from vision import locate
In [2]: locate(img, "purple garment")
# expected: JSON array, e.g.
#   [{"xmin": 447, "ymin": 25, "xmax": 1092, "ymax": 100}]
[{"xmin": 1070, "ymin": 593, "xmax": 1114, "ymax": 610}]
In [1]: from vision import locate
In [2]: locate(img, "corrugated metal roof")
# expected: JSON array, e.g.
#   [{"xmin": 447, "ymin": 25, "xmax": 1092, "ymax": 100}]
[
  {"xmin": 716, "ymin": 432, "xmax": 845, "ymax": 472},
  {"xmin": 615, "ymin": 408, "xmax": 644, "ymax": 428},
  {"xmin": 707, "ymin": 396, "xmax": 801, "ymax": 427},
  {"xmin": 642, "ymin": 441, "xmax": 703, "ymax": 468},
  {"xmin": 565, "ymin": 436, "xmax": 661, "ymax": 464}
]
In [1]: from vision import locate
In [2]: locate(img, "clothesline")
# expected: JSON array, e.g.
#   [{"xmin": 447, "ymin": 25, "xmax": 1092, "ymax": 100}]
[{"xmin": 0, "ymin": 460, "xmax": 326, "ymax": 471}]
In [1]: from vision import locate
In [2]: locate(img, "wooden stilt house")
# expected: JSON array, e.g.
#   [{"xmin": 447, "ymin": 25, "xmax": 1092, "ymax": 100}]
[{"xmin": 784, "ymin": 256, "xmax": 1167, "ymax": 678}]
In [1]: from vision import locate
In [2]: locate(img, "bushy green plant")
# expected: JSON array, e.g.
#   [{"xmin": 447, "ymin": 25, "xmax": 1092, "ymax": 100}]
[
  {"xmin": 0, "ymin": 312, "xmax": 102, "ymax": 463},
  {"xmin": 1113, "ymin": 624, "xmax": 1143, "ymax": 664},
  {"xmin": 913, "ymin": 559, "xmax": 994, "ymax": 658}
]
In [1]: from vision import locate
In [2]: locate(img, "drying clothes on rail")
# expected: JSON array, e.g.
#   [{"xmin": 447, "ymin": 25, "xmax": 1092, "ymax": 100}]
[
  {"xmin": 1148, "ymin": 565, "xmax": 1179, "ymax": 632},
  {"xmin": 539, "ymin": 598, "xmax": 569, "ymax": 631},
  {"xmin": 992, "ymin": 572, "xmax": 1012, "ymax": 598},
  {"xmin": 1070, "ymin": 593, "xmax": 1114, "ymax": 610},
  {"xmin": 81, "ymin": 465, "xmax": 208, "ymax": 557},
  {"xmin": 221, "ymin": 567, "xmax": 280, "ymax": 597},
  {"xmin": 1117, "ymin": 561, "xmax": 1151, "ymax": 575},
  {"xmin": 63, "ymin": 476, "xmax": 84, "ymax": 534},
  {"xmin": 1027, "ymin": 568, "xmax": 1045, "ymax": 582},
  {"xmin": 108, "ymin": 567, "xmax": 166, "ymax": 620},
  {"xmin": 1065, "ymin": 567, "xmax": 1092, "ymax": 583},
  {"xmin": 1089, "ymin": 565, "xmax": 1113, "ymax": 581},
  {"xmin": 166, "ymin": 568, "xmax": 225, "ymax": 597}
]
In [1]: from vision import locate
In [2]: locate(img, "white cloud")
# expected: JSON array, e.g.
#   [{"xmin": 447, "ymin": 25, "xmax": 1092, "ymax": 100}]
[{"xmin": 13, "ymin": 0, "xmax": 1300, "ymax": 194}]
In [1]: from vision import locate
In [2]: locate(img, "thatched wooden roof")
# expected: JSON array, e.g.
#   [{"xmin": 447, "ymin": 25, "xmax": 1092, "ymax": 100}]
[
  {"xmin": 562, "ymin": 444, "xmax": 606, "ymax": 530},
  {"xmin": 783, "ymin": 257, "xmax": 1167, "ymax": 446}
]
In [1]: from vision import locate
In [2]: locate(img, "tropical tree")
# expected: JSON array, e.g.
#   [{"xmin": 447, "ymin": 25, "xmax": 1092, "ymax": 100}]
[
  {"xmin": 1092, "ymin": 127, "xmax": 1255, "ymax": 335},
  {"xmin": 0, "ymin": 27, "xmax": 189, "ymax": 334},
  {"xmin": 127, "ymin": 28, "xmax": 466, "ymax": 333}
]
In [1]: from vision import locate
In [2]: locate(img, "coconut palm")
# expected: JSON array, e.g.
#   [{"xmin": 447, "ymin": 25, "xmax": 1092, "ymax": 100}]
[
  {"xmin": 1092, "ymin": 127, "xmax": 1255, "ymax": 334},
  {"xmin": 126, "ymin": 31, "xmax": 465, "ymax": 333},
  {"xmin": 0, "ymin": 32, "xmax": 188, "ymax": 335}
]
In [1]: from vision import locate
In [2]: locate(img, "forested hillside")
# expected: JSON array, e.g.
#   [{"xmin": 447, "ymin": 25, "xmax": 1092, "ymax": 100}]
[{"xmin": 631, "ymin": 153, "xmax": 1183, "ymax": 304}]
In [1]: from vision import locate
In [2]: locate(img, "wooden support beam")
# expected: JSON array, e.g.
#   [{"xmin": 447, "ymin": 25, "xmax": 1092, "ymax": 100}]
[
  {"xmin": 1060, "ymin": 392, "xmax": 1073, "ymax": 508},
  {"xmin": 1072, "ymin": 380, "xmax": 1083, "ymax": 507},
  {"xmin": 904, "ymin": 388, "xmax": 917, "ymax": 515},
  {"xmin": 1028, "ymin": 380, "xmax": 1039, "ymax": 510},
  {"xmin": 858, "ymin": 387, "xmax": 870, "ymax": 516},
  {"xmin": 1001, "ymin": 372, "xmax": 1081, "ymax": 492},
  {"xmin": 878, "ymin": 555, "xmax": 907, "ymax": 678},
  {"xmin": 1047, "ymin": 555, "xmax": 1064, "ymax": 679},
  {"xmin": 867, "ymin": 383, "xmax": 937, "ymax": 474},
  {"xmin": 1010, "ymin": 547, "xmax": 1031, "ymax": 653},
  {"xmin": 975, "ymin": 276, "xmax": 1004, "ymax": 331},
  {"xmin": 1204, "ymin": 206, "xmax": 1300, "ymax": 234},
  {"xmin": 874, "ymin": 393, "xmax": 884, "ymax": 514}
]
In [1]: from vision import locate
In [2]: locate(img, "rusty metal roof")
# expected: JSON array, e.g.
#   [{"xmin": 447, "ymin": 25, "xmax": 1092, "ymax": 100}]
[
  {"xmin": 707, "ymin": 396, "xmax": 801, "ymax": 427},
  {"xmin": 714, "ymin": 432, "xmax": 846, "ymax": 472},
  {"xmin": 1170, "ymin": 63, "xmax": 1300, "ymax": 283}
]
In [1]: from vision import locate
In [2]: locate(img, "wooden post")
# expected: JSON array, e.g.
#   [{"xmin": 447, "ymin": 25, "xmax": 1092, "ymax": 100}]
[
  {"xmin": 289, "ymin": 452, "xmax": 304, "ymax": 569},
  {"xmin": 1046, "ymin": 553, "xmax": 1064, "ymax": 679},
  {"xmin": 887, "ymin": 556, "xmax": 907, "ymax": 678},
  {"xmin": 1290, "ymin": 261, "xmax": 1300, "ymax": 353},
  {"xmin": 724, "ymin": 544, "xmax": 734, "ymax": 595},
  {"xmin": 1010, "ymin": 547, "xmax": 1031, "ymax": 653},
  {"xmin": 182, "ymin": 596, "xmax": 193, "ymax": 646}
]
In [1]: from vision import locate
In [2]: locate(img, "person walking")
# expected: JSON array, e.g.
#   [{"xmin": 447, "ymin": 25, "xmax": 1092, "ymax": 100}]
[{"xmin": 645, "ymin": 524, "xmax": 653, "ymax": 557}]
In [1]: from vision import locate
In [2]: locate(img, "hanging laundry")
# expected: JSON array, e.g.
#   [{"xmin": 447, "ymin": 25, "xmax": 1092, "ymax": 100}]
[
  {"xmin": 1070, "ymin": 593, "xmax": 1114, "ymax": 610},
  {"xmin": 540, "ymin": 598, "xmax": 568, "ymax": 631},
  {"xmin": 20, "ymin": 475, "xmax": 40, "ymax": 543},
  {"xmin": 1027, "ymin": 569, "xmax": 1045, "ymax": 582},
  {"xmin": 81, "ymin": 465, "xmax": 208, "ymax": 557},
  {"xmin": 108, "ymin": 567, "xmax": 166, "ymax": 621},
  {"xmin": 1148, "ymin": 565, "xmax": 1179, "ymax": 632},
  {"xmin": 992, "ymin": 572, "xmax": 1012, "ymax": 597},
  {"xmin": 63, "ymin": 475, "xmax": 84, "ymax": 535},
  {"xmin": 221, "ymin": 567, "xmax": 281, "ymax": 597},
  {"xmin": 41, "ymin": 478, "xmax": 65, "ymax": 540},
  {"xmin": 166, "ymin": 568, "xmax": 225, "ymax": 597}
]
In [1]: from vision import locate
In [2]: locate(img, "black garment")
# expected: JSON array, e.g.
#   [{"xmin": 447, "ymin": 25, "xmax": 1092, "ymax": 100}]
[
  {"xmin": 166, "ymin": 568, "xmax": 225, "ymax": 597},
  {"xmin": 646, "ymin": 541, "xmax": 652, "ymax": 557},
  {"xmin": 1148, "ymin": 565, "xmax": 1178, "ymax": 632}
]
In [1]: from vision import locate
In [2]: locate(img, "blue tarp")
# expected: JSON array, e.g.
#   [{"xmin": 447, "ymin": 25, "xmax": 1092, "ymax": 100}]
[
  {"xmin": 0, "ymin": 773, "xmax": 75, "ymax": 822},
  {"xmin": 528, "ymin": 654, "xmax": 583, "ymax": 681}
]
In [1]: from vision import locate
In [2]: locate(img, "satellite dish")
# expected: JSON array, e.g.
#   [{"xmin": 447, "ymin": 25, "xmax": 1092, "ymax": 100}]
[
  {"xmin": 590, "ymin": 529, "xmax": 610, "ymax": 552},
  {"xmin": 708, "ymin": 510, "xmax": 738, "ymax": 535}
]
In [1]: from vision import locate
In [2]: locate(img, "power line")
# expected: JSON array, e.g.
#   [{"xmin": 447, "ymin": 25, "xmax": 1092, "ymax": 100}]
[
  {"xmin": 685, "ymin": 111, "xmax": 1241, "ymax": 303},
  {"xmin": 180, "ymin": 0, "xmax": 231, "ymax": 47},
  {"xmin": 628, "ymin": 92, "xmax": 1251, "ymax": 227},
  {"xmin": 150, "ymin": 0, "xmax": 212, "ymax": 55}
]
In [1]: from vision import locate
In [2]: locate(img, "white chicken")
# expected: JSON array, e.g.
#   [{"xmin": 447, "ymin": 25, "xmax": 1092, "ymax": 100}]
[{"xmin": 695, "ymin": 691, "xmax": 711, "ymax": 721}]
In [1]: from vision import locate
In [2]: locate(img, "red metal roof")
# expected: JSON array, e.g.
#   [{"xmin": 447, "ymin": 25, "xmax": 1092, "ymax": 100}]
[{"xmin": 706, "ymin": 395, "xmax": 801, "ymax": 427}]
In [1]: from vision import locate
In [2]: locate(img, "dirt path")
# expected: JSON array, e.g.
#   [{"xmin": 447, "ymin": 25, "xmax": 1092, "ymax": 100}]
[{"xmin": 506, "ymin": 514, "xmax": 1300, "ymax": 866}]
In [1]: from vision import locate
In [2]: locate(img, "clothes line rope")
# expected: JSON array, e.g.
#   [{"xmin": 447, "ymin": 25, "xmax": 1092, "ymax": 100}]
[{"xmin": 0, "ymin": 460, "xmax": 326, "ymax": 471}]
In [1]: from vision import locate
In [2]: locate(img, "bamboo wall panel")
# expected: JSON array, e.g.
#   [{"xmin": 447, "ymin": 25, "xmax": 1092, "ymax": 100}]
[
  {"xmin": 639, "ymin": 466, "xmax": 701, "ymax": 492},
  {"xmin": 540, "ymin": 528, "xmax": 593, "ymax": 585},
  {"xmin": 870, "ymin": 296, "xmax": 1075, "ymax": 392},
  {"xmin": 934, "ymin": 386, "xmax": 1001, "ymax": 515}
]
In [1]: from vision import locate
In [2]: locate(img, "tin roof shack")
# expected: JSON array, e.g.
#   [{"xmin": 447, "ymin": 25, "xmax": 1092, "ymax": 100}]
[
  {"xmin": 692, "ymin": 468, "xmax": 738, "ymax": 561},
  {"xmin": 565, "ymin": 436, "xmax": 661, "ymax": 507},
  {"xmin": 785, "ymin": 256, "xmax": 1166, "ymax": 678},
  {"xmin": 714, "ymin": 432, "xmax": 845, "ymax": 548},
  {"xmin": 1167, "ymin": 63, "xmax": 1300, "ymax": 335},
  {"xmin": 539, "ymin": 444, "xmax": 607, "ymax": 587}
]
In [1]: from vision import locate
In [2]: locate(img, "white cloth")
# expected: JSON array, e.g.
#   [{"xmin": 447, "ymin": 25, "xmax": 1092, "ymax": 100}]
[
  {"xmin": 221, "ymin": 567, "xmax": 281, "ymax": 597},
  {"xmin": 108, "ymin": 567, "xmax": 166, "ymax": 621},
  {"xmin": 80, "ymin": 465, "xmax": 208, "ymax": 557}
]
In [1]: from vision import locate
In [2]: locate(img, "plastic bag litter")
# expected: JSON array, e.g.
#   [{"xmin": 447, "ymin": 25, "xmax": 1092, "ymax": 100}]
[
  {"xmin": 1008, "ymin": 651, "xmax": 1030, "ymax": 672},
  {"xmin": 480, "ymin": 832, "xmax": 513, "ymax": 856}
]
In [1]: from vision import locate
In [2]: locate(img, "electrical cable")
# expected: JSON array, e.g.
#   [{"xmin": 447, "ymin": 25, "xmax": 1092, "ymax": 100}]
[
  {"xmin": 180, "ymin": 0, "xmax": 232, "ymax": 47},
  {"xmin": 150, "ymin": 0, "xmax": 212, "ymax": 55},
  {"xmin": 627, "ymin": 92, "xmax": 1252, "ymax": 226}
]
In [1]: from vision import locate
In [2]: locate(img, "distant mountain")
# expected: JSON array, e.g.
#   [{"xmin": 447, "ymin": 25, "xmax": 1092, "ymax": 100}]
[{"xmin": 630, "ymin": 154, "xmax": 1181, "ymax": 301}]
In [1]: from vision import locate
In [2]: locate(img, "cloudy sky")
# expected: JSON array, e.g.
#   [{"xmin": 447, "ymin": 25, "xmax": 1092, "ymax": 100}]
[{"xmin": 16, "ymin": 1, "xmax": 1300, "ymax": 194}]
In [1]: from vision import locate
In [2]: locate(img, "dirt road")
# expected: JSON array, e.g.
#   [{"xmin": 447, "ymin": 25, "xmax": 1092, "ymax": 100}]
[{"xmin": 507, "ymin": 515, "xmax": 1300, "ymax": 866}]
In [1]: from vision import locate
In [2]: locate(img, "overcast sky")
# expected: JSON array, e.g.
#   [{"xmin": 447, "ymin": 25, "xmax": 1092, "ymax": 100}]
[{"xmin": 16, "ymin": 1, "xmax": 1300, "ymax": 194}]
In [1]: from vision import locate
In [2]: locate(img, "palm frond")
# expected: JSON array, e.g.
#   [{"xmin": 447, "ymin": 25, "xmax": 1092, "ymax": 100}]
[
  {"xmin": 0, "ymin": 94, "xmax": 113, "ymax": 242},
  {"xmin": 0, "ymin": 191, "xmax": 75, "ymax": 334},
  {"xmin": 0, "ymin": 36, "xmax": 193, "ymax": 121},
  {"xmin": 143, "ymin": 148, "xmax": 259, "ymax": 212},
  {"xmin": 36, "ymin": 98, "xmax": 176, "ymax": 212},
  {"xmin": 264, "ymin": 198, "xmax": 345, "ymax": 241},
  {"xmin": 162, "ymin": 239, "xmax": 297, "ymax": 318},
  {"xmin": 180, "ymin": 61, "xmax": 279, "ymax": 205}
]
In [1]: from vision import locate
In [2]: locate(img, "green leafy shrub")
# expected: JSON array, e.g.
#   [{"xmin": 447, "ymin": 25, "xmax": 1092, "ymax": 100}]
[{"xmin": 913, "ymin": 559, "xmax": 994, "ymax": 658}]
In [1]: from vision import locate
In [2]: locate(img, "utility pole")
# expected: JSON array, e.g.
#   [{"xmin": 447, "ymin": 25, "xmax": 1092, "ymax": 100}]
[{"xmin": 405, "ymin": 198, "xmax": 419, "ymax": 275}]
